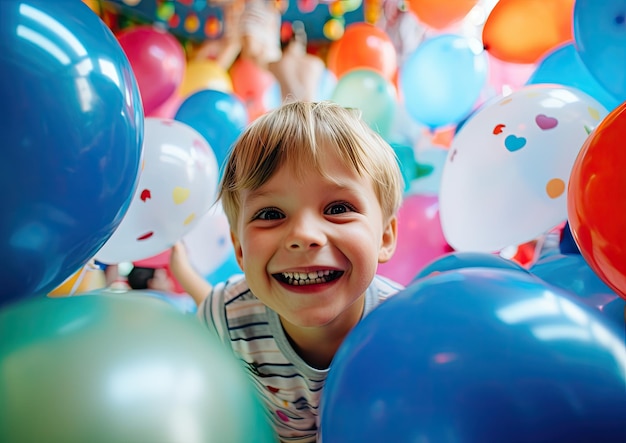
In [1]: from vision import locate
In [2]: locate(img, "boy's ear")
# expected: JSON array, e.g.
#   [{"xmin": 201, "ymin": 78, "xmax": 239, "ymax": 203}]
[
  {"xmin": 378, "ymin": 216, "xmax": 398, "ymax": 264},
  {"xmin": 230, "ymin": 231, "xmax": 244, "ymax": 270}
]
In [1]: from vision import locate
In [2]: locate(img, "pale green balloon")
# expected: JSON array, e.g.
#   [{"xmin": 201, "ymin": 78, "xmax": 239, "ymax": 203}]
[
  {"xmin": 330, "ymin": 68, "xmax": 398, "ymax": 140},
  {"xmin": 0, "ymin": 293, "xmax": 276, "ymax": 443}
]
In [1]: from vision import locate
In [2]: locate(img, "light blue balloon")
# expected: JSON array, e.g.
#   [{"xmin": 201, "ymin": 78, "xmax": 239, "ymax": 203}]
[
  {"xmin": 528, "ymin": 43, "xmax": 620, "ymax": 112},
  {"xmin": 400, "ymin": 34, "xmax": 488, "ymax": 129},
  {"xmin": 574, "ymin": 0, "xmax": 626, "ymax": 102},
  {"xmin": 315, "ymin": 68, "xmax": 337, "ymax": 101}
]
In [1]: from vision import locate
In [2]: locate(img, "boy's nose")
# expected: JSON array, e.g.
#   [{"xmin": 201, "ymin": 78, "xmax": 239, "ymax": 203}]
[{"xmin": 285, "ymin": 212, "xmax": 326, "ymax": 250}]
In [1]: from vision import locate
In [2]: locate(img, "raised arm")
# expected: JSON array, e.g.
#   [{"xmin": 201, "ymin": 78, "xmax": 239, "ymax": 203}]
[{"xmin": 169, "ymin": 242, "xmax": 212, "ymax": 306}]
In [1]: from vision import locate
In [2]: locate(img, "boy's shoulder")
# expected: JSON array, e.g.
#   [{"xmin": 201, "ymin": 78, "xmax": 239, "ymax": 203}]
[{"xmin": 371, "ymin": 274, "xmax": 405, "ymax": 298}]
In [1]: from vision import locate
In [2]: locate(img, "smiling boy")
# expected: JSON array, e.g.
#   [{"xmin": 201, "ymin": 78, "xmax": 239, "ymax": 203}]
[{"xmin": 170, "ymin": 101, "xmax": 404, "ymax": 441}]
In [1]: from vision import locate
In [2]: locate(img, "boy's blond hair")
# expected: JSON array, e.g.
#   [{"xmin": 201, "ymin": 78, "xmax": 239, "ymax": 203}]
[{"xmin": 218, "ymin": 101, "xmax": 404, "ymax": 228}]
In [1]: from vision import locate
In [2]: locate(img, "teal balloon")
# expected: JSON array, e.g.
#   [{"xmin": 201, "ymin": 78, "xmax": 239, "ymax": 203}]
[
  {"xmin": 331, "ymin": 68, "xmax": 397, "ymax": 139},
  {"xmin": 400, "ymin": 34, "xmax": 488, "ymax": 129},
  {"xmin": 528, "ymin": 43, "xmax": 620, "ymax": 112},
  {"xmin": 0, "ymin": 293, "xmax": 275, "ymax": 443}
]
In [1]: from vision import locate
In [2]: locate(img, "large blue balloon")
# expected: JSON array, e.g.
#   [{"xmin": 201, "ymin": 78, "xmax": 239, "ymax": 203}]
[
  {"xmin": 174, "ymin": 89, "xmax": 248, "ymax": 173},
  {"xmin": 322, "ymin": 269, "xmax": 626, "ymax": 443},
  {"xmin": 0, "ymin": 0, "xmax": 144, "ymax": 306},
  {"xmin": 400, "ymin": 34, "xmax": 488, "ymax": 129},
  {"xmin": 574, "ymin": 0, "xmax": 626, "ymax": 102},
  {"xmin": 528, "ymin": 43, "xmax": 620, "ymax": 112},
  {"xmin": 414, "ymin": 251, "xmax": 527, "ymax": 281},
  {"xmin": 531, "ymin": 254, "xmax": 619, "ymax": 309}
]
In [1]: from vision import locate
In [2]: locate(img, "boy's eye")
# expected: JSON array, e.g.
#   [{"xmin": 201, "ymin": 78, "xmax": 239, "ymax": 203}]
[
  {"xmin": 325, "ymin": 202, "xmax": 356, "ymax": 215},
  {"xmin": 253, "ymin": 207, "xmax": 284, "ymax": 221}
]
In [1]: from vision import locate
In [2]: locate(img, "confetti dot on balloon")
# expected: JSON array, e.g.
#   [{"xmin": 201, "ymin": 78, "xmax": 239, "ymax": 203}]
[
  {"xmin": 588, "ymin": 106, "xmax": 600, "ymax": 120},
  {"xmin": 183, "ymin": 213, "xmax": 196, "ymax": 225},
  {"xmin": 546, "ymin": 178, "xmax": 565, "ymax": 199},
  {"xmin": 499, "ymin": 98, "xmax": 513, "ymax": 106},
  {"xmin": 173, "ymin": 187, "xmax": 190, "ymax": 204}
]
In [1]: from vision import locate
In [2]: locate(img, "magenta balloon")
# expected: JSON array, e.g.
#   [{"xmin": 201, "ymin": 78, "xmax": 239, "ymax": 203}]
[
  {"xmin": 377, "ymin": 194, "xmax": 451, "ymax": 285},
  {"xmin": 118, "ymin": 26, "xmax": 185, "ymax": 114}
]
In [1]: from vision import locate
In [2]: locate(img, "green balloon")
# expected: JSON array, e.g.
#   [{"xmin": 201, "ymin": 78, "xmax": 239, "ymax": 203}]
[
  {"xmin": 0, "ymin": 293, "xmax": 276, "ymax": 443},
  {"xmin": 330, "ymin": 68, "xmax": 397, "ymax": 139}
]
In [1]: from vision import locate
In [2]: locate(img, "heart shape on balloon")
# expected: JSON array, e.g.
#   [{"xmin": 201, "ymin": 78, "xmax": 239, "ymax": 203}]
[{"xmin": 504, "ymin": 135, "xmax": 527, "ymax": 152}]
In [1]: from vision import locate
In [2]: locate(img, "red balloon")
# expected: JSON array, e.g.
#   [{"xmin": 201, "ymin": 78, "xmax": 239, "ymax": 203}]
[
  {"xmin": 117, "ymin": 26, "xmax": 185, "ymax": 115},
  {"xmin": 568, "ymin": 102, "xmax": 626, "ymax": 300}
]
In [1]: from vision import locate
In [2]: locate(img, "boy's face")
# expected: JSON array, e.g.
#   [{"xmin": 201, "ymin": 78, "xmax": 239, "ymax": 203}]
[{"xmin": 230, "ymin": 148, "xmax": 397, "ymax": 330}]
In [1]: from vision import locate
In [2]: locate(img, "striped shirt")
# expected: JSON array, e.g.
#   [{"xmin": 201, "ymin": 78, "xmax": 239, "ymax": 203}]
[{"xmin": 198, "ymin": 274, "xmax": 403, "ymax": 442}]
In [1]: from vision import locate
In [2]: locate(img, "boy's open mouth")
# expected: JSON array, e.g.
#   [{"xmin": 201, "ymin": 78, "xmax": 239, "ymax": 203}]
[{"xmin": 273, "ymin": 270, "xmax": 344, "ymax": 286}]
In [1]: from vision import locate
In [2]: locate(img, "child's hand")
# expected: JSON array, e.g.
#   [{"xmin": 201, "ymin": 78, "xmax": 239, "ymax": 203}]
[
  {"xmin": 147, "ymin": 268, "xmax": 174, "ymax": 293},
  {"xmin": 169, "ymin": 241, "xmax": 192, "ymax": 277},
  {"xmin": 168, "ymin": 241, "xmax": 212, "ymax": 307}
]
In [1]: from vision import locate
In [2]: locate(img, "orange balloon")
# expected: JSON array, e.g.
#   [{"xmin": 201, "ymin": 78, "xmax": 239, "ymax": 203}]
[
  {"xmin": 483, "ymin": 0, "xmax": 574, "ymax": 64},
  {"xmin": 327, "ymin": 22, "xmax": 397, "ymax": 82},
  {"xmin": 82, "ymin": 0, "xmax": 100, "ymax": 14},
  {"xmin": 567, "ymin": 101, "xmax": 626, "ymax": 300},
  {"xmin": 406, "ymin": 0, "xmax": 478, "ymax": 30}
]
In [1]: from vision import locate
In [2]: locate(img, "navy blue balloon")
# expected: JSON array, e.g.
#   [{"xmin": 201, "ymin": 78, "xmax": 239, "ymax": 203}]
[
  {"xmin": 531, "ymin": 254, "xmax": 618, "ymax": 309},
  {"xmin": 174, "ymin": 89, "xmax": 248, "ymax": 174},
  {"xmin": 559, "ymin": 221, "xmax": 580, "ymax": 255},
  {"xmin": 528, "ymin": 43, "xmax": 620, "ymax": 112},
  {"xmin": 322, "ymin": 269, "xmax": 626, "ymax": 443},
  {"xmin": 414, "ymin": 251, "xmax": 527, "ymax": 282},
  {"xmin": 574, "ymin": 0, "xmax": 626, "ymax": 102},
  {"xmin": 0, "ymin": 1, "xmax": 144, "ymax": 306}
]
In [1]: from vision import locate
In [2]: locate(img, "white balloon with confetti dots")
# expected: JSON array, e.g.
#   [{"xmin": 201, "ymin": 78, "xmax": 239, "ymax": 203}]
[
  {"xmin": 95, "ymin": 118, "xmax": 219, "ymax": 264},
  {"xmin": 439, "ymin": 84, "xmax": 607, "ymax": 252}
]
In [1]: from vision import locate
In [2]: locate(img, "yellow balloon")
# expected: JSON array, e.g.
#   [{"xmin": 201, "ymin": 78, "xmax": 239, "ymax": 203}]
[
  {"xmin": 82, "ymin": 0, "xmax": 100, "ymax": 14},
  {"xmin": 48, "ymin": 266, "xmax": 106, "ymax": 297},
  {"xmin": 179, "ymin": 59, "xmax": 233, "ymax": 99}
]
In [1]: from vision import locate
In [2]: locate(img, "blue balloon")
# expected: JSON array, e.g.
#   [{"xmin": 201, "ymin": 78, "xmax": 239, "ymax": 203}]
[
  {"xmin": 400, "ymin": 34, "xmax": 488, "ymax": 129},
  {"xmin": 600, "ymin": 296, "xmax": 626, "ymax": 335},
  {"xmin": 414, "ymin": 251, "xmax": 527, "ymax": 281},
  {"xmin": 559, "ymin": 221, "xmax": 580, "ymax": 255},
  {"xmin": 175, "ymin": 90, "xmax": 248, "ymax": 173},
  {"xmin": 322, "ymin": 269, "xmax": 626, "ymax": 443},
  {"xmin": 530, "ymin": 254, "xmax": 618, "ymax": 309},
  {"xmin": 0, "ymin": 1, "xmax": 144, "ymax": 306},
  {"xmin": 574, "ymin": 0, "xmax": 626, "ymax": 101},
  {"xmin": 528, "ymin": 43, "xmax": 620, "ymax": 112}
]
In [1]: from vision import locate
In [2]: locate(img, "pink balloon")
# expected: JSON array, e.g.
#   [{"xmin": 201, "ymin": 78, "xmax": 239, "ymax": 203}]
[
  {"xmin": 377, "ymin": 194, "xmax": 452, "ymax": 285},
  {"xmin": 133, "ymin": 249, "xmax": 171, "ymax": 268},
  {"xmin": 147, "ymin": 92, "xmax": 182, "ymax": 119},
  {"xmin": 118, "ymin": 26, "xmax": 185, "ymax": 115}
]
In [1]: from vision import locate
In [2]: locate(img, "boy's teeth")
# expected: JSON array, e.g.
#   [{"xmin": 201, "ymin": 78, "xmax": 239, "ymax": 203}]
[{"xmin": 280, "ymin": 270, "xmax": 337, "ymax": 285}]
